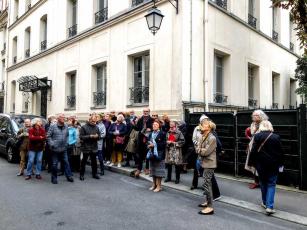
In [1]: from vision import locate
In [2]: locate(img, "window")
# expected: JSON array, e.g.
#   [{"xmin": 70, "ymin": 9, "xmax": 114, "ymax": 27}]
[
  {"xmin": 24, "ymin": 27, "xmax": 31, "ymax": 58},
  {"xmin": 290, "ymin": 79, "xmax": 296, "ymax": 108},
  {"xmin": 66, "ymin": 72, "xmax": 76, "ymax": 109},
  {"xmin": 22, "ymin": 92, "xmax": 29, "ymax": 113},
  {"xmin": 92, "ymin": 63, "xmax": 107, "ymax": 107},
  {"xmin": 130, "ymin": 53, "xmax": 149, "ymax": 104},
  {"xmin": 272, "ymin": 7, "xmax": 279, "ymax": 42},
  {"xmin": 14, "ymin": 0, "xmax": 19, "ymax": 21},
  {"xmin": 289, "ymin": 16, "xmax": 295, "ymax": 51},
  {"xmin": 248, "ymin": 0, "xmax": 257, "ymax": 29},
  {"xmin": 248, "ymin": 64, "xmax": 259, "ymax": 108},
  {"xmin": 40, "ymin": 15, "xmax": 47, "ymax": 51},
  {"xmin": 68, "ymin": 0, "xmax": 77, "ymax": 38},
  {"xmin": 12, "ymin": 36, "xmax": 17, "ymax": 64},
  {"xmin": 1, "ymin": 26, "xmax": 6, "ymax": 55},
  {"xmin": 11, "ymin": 81, "xmax": 16, "ymax": 112},
  {"xmin": 95, "ymin": 0, "xmax": 108, "ymax": 24},
  {"xmin": 213, "ymin": 54, "xmax": 227, "ymax": 104},
  {"xmin": 210, "ymin": 0, "xmax": 227, "ymax": 10},
  {"xmin": 132, "ymin": 0, "xmax": 150, "ymax": 7},
  {"xmin": 25, "ymin": 0, "xmax": 31, "ymax": 11},
  {"xmin": 272, "ymin": 73, "xmax": 280, "ymax": 109}
]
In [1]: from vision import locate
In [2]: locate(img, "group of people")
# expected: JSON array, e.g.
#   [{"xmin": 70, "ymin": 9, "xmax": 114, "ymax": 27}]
[{"xmin": 14, "ymin": 108, "xmax": 283, "ymax": 216}]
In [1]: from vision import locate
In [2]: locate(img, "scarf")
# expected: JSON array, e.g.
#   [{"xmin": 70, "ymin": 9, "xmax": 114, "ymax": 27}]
[{"xmin": 146, "ymin": 131, "xmax": 159, "ymax": 159}]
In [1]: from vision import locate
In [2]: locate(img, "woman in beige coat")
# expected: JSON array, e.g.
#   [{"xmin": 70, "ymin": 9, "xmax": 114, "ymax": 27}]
[{"xmin": 196, "ymin": 120, "xmax": 217, "ymax": 215}]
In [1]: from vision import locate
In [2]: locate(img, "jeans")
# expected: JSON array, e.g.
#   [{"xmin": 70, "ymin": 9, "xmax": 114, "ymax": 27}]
[
  {"xmin": 26, "ymin": 151, "xmax": 43, "ymax": 176},
  {"xmin": 51, "ymin": 151, "xmax": 73, "ymax": 182},
  {"xmin": 257, "ymin": 165, "xmax": 278, "ymax": 209}
]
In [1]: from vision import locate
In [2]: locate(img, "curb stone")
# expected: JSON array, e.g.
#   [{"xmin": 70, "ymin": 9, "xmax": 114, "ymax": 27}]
[{"xmin": 106, "ymin": 165, "xmax": 307, "ymax": 226}]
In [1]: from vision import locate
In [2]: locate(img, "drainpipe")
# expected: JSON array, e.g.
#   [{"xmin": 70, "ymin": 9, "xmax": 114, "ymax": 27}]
[
  {"xmin": 189, "ymin": 0, "xmax": 192, "ymax": 102},
  {"xmin": 203, "ymin": 0, "xmax": 209, "ymax": 111}
]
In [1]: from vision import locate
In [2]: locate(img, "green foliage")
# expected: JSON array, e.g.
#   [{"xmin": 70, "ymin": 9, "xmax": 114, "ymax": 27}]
[{"xmin": 295, "ymin": 54, "xmax": 307, "ymax": 101}]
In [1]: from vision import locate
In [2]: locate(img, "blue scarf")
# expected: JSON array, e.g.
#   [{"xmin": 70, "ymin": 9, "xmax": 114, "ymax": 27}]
[{"xmin": 146, "ymin": 131, "xmax": 159, "ymax": 159}]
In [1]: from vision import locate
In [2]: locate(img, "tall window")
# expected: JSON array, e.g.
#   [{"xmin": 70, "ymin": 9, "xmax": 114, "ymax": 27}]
[
  {"xmin": 290, "ymin": 79, "xmax": 296, "ymax": 108},
  {"xmin": 213, "ymin": 54, "xmax": 227, "ymax": 104},
  {"xmin": 289, "ymin": 16, "xmax": 295, "ymax": 51},
  {"xmin": 24, "ymin": 27, "xmax": 31, "ymax": 58},
  {"xmin": 12, "ymin": 36, "xmax": 17, "ymax": 64},
  {"xmin": 40, "ymin": 15, "xmax": 47, "ymax": 51},
  {"xmin": 248, "ymin": 0, "xmax": 257, "ymax": 28},
  {"xmin": 93, "ymin": 63, "xmax": 107, "ymax": 107},
  {"xmin": 272, "ymin": 7, "xmax": 279, "ymax": 42},
  {"xmin": 68, "ymin": 0, "xmax": 77, "ymax": 38},
  {"xmin": 248, "ymin": 65, "xmax": 258, "ymax": 107},
  {"xmin": 66, "ymin": 72, "xmax": 76, "ymax": 109},
  {"xmin": 272, "ymin": 73, "xmax": 280, "ymax": 109},
  {"xmin": 11, "ymin": 81, "xmax": 16, "ymax": 112},
  {"xmin": 210, "ymin": 0, "xmax": 227, "ymax": 10},
  {"xmin": 95, "ymin": 0, "xmax": 108, "ymax": 24},
  {"xmin": 130, "ymin": 54, "xmax": 149, "ymax": 104},
  {"xmin": 14, "ymin": 0, "xmax": 19, "ymax": 21},
  {"xmin": 132, "ymin": 0, "xmax": 150, "ymax": 7}
]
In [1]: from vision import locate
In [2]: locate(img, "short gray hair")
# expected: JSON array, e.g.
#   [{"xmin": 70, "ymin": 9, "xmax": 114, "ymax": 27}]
[
  {"xmin": 258, "ymin": 120, "xmax": 274, "ymax": 132},
  {"xmin": 31, "ymin": 118, "xmax": 42, "ymax": 126}
]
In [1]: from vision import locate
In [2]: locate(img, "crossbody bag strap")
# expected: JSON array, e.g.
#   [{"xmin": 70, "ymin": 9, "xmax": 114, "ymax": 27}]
[{"xmin": 257, "ymin": 133, "xmax": 273, "ymax": 153}]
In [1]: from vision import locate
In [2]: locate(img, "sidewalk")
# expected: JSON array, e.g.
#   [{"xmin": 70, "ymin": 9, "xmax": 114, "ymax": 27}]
[{"xmin": 105, "ymin": 165, "xmax": 307, "ymax": 226}]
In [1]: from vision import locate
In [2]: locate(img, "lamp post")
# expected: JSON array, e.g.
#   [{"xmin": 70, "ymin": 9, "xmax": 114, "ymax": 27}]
[{"xmin": 145, "ymin": 0, "xmax": 178, "ymax": 35}]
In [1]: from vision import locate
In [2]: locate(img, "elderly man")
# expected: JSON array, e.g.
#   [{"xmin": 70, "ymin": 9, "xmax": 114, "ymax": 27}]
[
  {"xmin": 16, "ymin": 119, "xmax": 31, "ymax": 176},
  {"xmin": 79, "ymin": 115, "xmax": 101, "ymax": 180},
  {"xmin": 47, "ymin": 114, "xmax": 74, "ymax": 184}
]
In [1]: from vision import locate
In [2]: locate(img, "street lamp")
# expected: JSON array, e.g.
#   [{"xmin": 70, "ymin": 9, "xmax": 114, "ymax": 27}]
[{"xmin": 145, "ymin": 0, "xmax": 178, "ymax": 35}]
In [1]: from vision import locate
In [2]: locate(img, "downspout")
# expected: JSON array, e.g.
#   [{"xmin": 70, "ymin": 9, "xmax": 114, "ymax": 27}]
[
  {"xmin": 203, "ymin": 0, "xmax": 209, "ymax": 111},
  {"xmin": 189, "ymin": 0, "xmax": 192, "ymax": 102}
]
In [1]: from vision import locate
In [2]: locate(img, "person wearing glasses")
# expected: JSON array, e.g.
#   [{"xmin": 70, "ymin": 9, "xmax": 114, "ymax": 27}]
[{"xmin": 135, "ymin": 108, "xmax": 154, "ymax": 177}]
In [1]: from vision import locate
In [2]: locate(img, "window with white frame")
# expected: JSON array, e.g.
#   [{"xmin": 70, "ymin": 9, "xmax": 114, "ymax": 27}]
[
  {"xmin": 68, "ymin": 0, "xmax": 77, "ymax": 38},
  {"xmin": 24, "ymin": 27, "xmax": 31, "ymax": 58},
  {"xmin": 213, "ymin": 54, "xmax": 227, "ymax": 104},
  {"xmin": 95, "ymin": 0, "xmax": 108, "ymax": 24},
  {"xmin": 248, "ymin": 64, "xmax": 258, "ymax": 107},
  {"xmin": 12, "ymin": 36, "xmax": 17, "ymax": 64},
  {"xmin": 272, "ymin": 7, "xmax": 279, "ymax": 42},
  {"xmin": 130, "ymin": 53, "xmax": 149, "ymax": 104},
  {"xmin": 14, "ymin": 0, "xmax": 19, "ymax": 21},
  {"xmin": 40, "ymin": 15, "xmax": 47, "ymax": 51},
  {"xmin": 93, "ymin": 63, "xmax": 107, "ymax": 107},
  {"xmin": 272, "ymin": 73, "xmax": 280, "ymax": 109},
  {"xmin": 248, "ymin": 0, "xmax": 257, "ymax": 28},
  {"xmin": 210, "ymin": 0, "xmax": 227, "ymax": 10},
  {"xmin": 289, "ymin": 16, "xmax": 295, "ymax": 51},
  {"xmin": 66, "ymin": 72, "xmax": 76, "ymax": 109},
  {"xmin": 290, "ymin": 79, "xmax": 296, "ymax": 108}
]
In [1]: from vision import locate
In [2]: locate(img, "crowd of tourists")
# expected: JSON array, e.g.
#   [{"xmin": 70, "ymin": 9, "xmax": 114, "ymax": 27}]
[{"xmin": 14, "ymin": 108, "xmax": 284, "ymax": 216}]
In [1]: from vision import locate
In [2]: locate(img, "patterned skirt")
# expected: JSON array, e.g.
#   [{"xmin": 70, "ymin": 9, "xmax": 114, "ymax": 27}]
[{"xmin": 149, "ymin": 160, "xmax": 165, "ymax": 178}]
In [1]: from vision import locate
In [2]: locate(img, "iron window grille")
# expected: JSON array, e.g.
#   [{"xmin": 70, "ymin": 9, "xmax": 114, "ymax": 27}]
[
  {"xmin": 272, "ymin": 30, "xmax": 278, "ymax": 42},
  {"xmin": 95, "ymin": 7, "xmax": 108, "ymax": 24},
  {"xmin": 214, "ymin": 92, "xmax": 228, "ymax": 104},
  {"xmin": 248, "ymin": 14, "xmax": 257, "ymax": 29},
  {"xmin": 67, "ymin": 95, "xmax": 76, "ymax": 109},
  {"xmin": 68, "ymin": 24, "xmax": 77, "ymax": 38},
  {"xmin": 248, "ymin": 98, "xmax": 257, "ymax": 108},
  {"xmin": 129, "ymin": 86, "xmax": 149, "ymax": 104},
  {"xmin": 93, "ymin": 91, "xmax": 106, "ymax": 107},
  {"xmin": 40, "ymin": 40, "xmax": 47, "ymax": 51},
  {"xmin": 25, "ymin": 49, "xmax": 30, "ymax": 58},
  {"xmin": 13, "ymin": 56, "xmax": 17, "ymax": 64}
]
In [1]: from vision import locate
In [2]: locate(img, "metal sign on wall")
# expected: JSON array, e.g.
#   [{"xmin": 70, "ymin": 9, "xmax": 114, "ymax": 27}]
[{"xmin": 17, "ymin": 76, "xmax": 52, "ymax": 92}]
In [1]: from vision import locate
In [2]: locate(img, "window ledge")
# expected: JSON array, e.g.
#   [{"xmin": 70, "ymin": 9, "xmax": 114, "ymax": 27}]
[
  {"xmin": 90, "ymin": 106, "xmax": 106, "ymax": 110},
  {"xmin": 64, "ymin": 108, "xmax": 76, "ymax": 111},
  {"xmin": 126, "ymin": 103, "xmax": 149, "ymax": 108}
]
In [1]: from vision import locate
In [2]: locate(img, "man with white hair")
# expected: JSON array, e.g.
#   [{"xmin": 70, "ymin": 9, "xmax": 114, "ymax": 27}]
[
  {"xmin": 79, "ymin": 114, "xmax": 101, "ymax": 180},
  {"xmin": 47, "ymin": 114, "xmax": 74, "ymax": 184}
]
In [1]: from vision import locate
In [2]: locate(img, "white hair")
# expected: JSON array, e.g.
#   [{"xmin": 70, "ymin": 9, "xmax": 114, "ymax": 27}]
[
  {"xmin": 258, "ymin": 120, "xmax": 274, "ymax": 132},
  {"xmin": 199, "ymin": 114, "xmax": 209, "ymax": 123},
  {"xmin": 31, "ymin": 118, "xmax": 42, "ymax": 126},
  {"xmin": 117, "ymin": 114, "xmax": 125, "ymax": 122},
  {"xmin": 252, "ymin": 110, "xmax": 269, "ymax": 121}
]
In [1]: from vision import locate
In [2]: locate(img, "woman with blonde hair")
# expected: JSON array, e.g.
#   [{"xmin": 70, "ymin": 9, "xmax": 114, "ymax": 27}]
[{"xmin": 196, "ymin": 120, "xmax": 217, "ymax": 215}]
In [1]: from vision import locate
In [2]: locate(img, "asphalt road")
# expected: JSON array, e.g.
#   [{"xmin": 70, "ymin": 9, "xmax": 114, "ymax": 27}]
[{"xmin": 0, "ymin": 158, "xmax": 305, "ymax": 230}]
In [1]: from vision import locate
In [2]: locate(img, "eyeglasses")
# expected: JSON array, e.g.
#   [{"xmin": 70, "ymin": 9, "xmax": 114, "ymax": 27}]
[
  {"xmin": 143, "ymin": 111, "xmax": 149, "ymax": 113},
  {"xmin": 152, "ymin": 115, "xmax": 158, "ymax": 117}
]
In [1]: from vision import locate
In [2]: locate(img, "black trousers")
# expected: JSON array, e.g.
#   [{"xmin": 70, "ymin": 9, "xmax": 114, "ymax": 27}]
[
  {"xmin": 80, "ymin": 151, "xmax": 97, "ymax": 176},
  {"xmin": 166, "ymin": 164, "xmax": 181, "ymax": 181},
  {"xmin": 136, "ymin": 142, "xmax": 149, "ymax": 171}
]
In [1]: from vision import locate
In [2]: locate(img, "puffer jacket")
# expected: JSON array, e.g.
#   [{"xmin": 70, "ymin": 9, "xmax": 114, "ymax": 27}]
[{"xmin": 47, "ymin": 123, "xmax": 69, "ymax": 152}]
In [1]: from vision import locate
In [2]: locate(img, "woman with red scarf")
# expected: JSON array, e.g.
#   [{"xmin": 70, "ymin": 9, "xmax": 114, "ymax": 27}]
[{"xmin": 164, "ymin": 121, "xmax": 185, "ymax": 184}]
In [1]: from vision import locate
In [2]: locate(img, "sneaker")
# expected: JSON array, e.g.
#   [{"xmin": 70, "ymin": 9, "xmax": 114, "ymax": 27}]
[
  {"xmin": 265, "ymin": 208, "xmax": 276, "ymax": 215},
  {"xmin": 261, "ymin": 203, "xmax": 266, "ymax": 209},
  {"xmin": 213, "ymin": 196, "xmax": 222, "ymax": 201},
  {"xmin": 106, "ymin": 161, "xmax": 111, "ymax": 166},
  {"xmin": 109, "ymin": 162, "xmax": 114, "ymax": 166},
  {"xmin": 117, "ymin": 163, "xmax": 122, "ymax": 168}
]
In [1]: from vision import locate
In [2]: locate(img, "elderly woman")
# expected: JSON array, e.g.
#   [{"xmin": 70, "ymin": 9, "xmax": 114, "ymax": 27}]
[
  {"xmin": 196, "ymin": 120, "xmax": 217, "ymax": 215},
  {"xmin": 25, "ymin": 118, "xmax": 46, "ymax": 180},
  {"xmin": 246, "ymin": 109, "xmax": 269, "ymax": 189},
  {"xmin": 97, "ymin": 114, "xmax": 106, "ymax": 175},
  {"xmin": 147, "ymin": 121, "xmax": 166, "ymax": 192},
  {"xmin": 109, "ymin": 114, "xmax": 127, "ymax": 167},
  {"xmin": 250, "ymin": 121, "xmax": 283, "ymax": 215},
  {"xmin": 164, "ymin": 121, "xmax": 185, "ymax": 184}
]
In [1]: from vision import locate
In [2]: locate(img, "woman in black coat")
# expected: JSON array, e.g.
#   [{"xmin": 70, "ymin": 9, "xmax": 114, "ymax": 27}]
[{"xmin": 250, "ymin": 121, "xmax": 283, "ymax": 215}]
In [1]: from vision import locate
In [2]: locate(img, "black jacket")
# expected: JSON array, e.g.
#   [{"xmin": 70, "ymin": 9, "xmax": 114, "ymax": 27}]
[
  {"xmin": 136, "ymin": 116, "xmax": 154, "ymax": 133},
  {"xmin": 147, "ymin": 131, "xmax": 166, "ymax": 161},
  {"xmin": 250, "ymin": 131, "xmax": 284, "ymax": 172},
  {"xmin": 79, "ymin": 122, "xmax": 100, "ymax": 153}
]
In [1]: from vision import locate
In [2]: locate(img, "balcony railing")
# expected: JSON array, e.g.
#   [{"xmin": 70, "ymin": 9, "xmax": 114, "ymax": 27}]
[
  {"xmin": 272, "ymin": 103, "xmax": 279, "ymax": 109},
  {"xmin": 211, "ymin": 0, "xmax": 227, "ymax": 10},
  {"xmin": 93, "ymin": 91, "xmax": 106, "ymax": 107},
  {"xmin": 129, "ymin": 86, "xmax": 149, "ymax": 104},
  {"xmin": 248, "ymin": 98, "xmax": 258, "ymax": 108},
  {"xmin": 13, "ymin": 56, "xmax": 17, "ymax": 64},
  {"xmin": 290, "ymin": 42, "xmax": 294, "ymax": 51},
  {"xmin": 25, "ymin": 49, "xmax": 30, "ymax": 58},
  {"xmin": 132, "ymin": 0, "xmax": 148, "ymax": 7},
  {"xmin": 67, "ymin": 95, "xmax": 76, "ymax": 109},
  {"xmin": 272, "ymin": 30, "xmax": 278, "ymax": 42},
  {"xmin": 95, "ymin": 7, "xmax": 108, "ymax": 24},
  {"xmin": 41, "ymin": 40, "xmax": 47, "ymax": 51},
  {"xmin": 68, "ymin": 24, "xmax": 77, "ymax": 38},
  {"xmin": 248, "ymin": 14, "xmax": 257, "ymax": 29},
  {"xmin": 213, "ymin": 92, "xmax": 228, "ymax": 104}
]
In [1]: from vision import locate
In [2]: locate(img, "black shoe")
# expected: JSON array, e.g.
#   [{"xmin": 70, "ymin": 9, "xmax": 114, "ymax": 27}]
[
  {"xmin": 67, "ymin": 177, "xmax": 74, "ymax": 182},
  {"xmin": 92, "ymin": 174, "xmax": 100, "ymax": 179},
  {"xmin": 80, "ymin": 175, "xmax": 84, "ymax": 181},
  {"xmin": 175, "ymin": 179, "xmax": 180, "ymax": 184},
  {"xmin": 123, "ymin": 162, "xmax": 130, "ymax": 167},
  {"xmin": 190, "ymin": 185, "xmax": 197, "ymax": 190},
  {"xmin": 100, "ymin": 170, "xmax": 104, "ymax": 176},
  {"xmin": 164, "ymin": 178, "xmax": 171, "ymax": 183},
  {"xmin": 51, "ymin": 179, "xmax": 58, "ymax": 184},
  {"xmin": 58, "ymin": 172, "xmax": 64, "ymax": 176}
]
